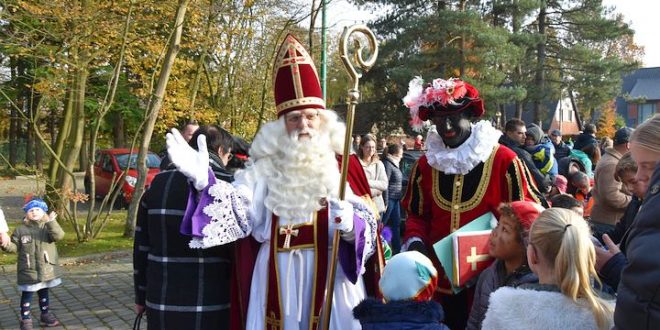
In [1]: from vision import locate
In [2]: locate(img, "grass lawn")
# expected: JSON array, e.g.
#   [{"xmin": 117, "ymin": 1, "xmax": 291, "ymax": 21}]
[{"xmin": 1, "ymin": 212, "xmax": 133, "ymax": 266}]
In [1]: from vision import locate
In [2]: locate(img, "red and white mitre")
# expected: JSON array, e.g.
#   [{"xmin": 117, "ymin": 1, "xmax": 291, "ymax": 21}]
[{"xmin": 273, "ymin": 34, "xmax": 325, "ymax": 117}]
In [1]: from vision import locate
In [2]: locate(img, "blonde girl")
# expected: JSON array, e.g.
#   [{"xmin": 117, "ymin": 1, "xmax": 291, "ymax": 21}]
[{"xmin": 482, "ymin": 208, "xmax": 613, "ymax": 330}]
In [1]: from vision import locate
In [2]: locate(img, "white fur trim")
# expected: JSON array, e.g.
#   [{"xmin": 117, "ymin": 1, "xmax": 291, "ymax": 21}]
[
  {"xmin": 425, "ymin": 120, "xmax": 501, "ymax": 175},
  {"xmin": 482, "ymin": 286, "xmax": 614, "ymax": 330},
  {"xmin": 189, "ymin": 180, "xmax": 251, "ymax": 249}
]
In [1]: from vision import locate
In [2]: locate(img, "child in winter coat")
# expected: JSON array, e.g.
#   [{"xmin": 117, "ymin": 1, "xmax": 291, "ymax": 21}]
[
  {"xmin": 482, "ymin": 208, "xmax": 614, "ymax": 330},
  {"xmin": 353, "ymin": 251, "xmax": 449, "ymax": 329},
  {"xmin": 525, "ymin": 124, "xmax": 558, "ymax": 177},
  {"xmin": 466, "ymin": 201, "xmax": 543, "ymax": 329},
  {"xmin": 1, "ymin": 198, "xmax": 65, "ymax": 330}
]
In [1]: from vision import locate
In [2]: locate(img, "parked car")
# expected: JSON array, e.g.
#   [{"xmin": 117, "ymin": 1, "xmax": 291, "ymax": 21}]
[{"xmin": 85, "ymin": 149, "xmax": 161, "ymax": 207}]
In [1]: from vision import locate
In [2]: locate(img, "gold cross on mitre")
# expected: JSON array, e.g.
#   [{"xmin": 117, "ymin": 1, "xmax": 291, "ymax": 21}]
[
  {"xmin": 466, "ymin": 246, "xmax": 490, "ymax": 271},
  {"xmin": 279, "ymin": 224, "xmax": 299, "ymax": 249}
]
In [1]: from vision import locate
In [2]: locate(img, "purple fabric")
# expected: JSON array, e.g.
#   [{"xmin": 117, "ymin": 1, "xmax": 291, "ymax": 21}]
[
  {"xmin": 339, "ymin": 214, "xmax": 367, "ymax": 284},
  {"xmin": 180, "ymin": 169, "xmax": 217, "ymax": 238}
]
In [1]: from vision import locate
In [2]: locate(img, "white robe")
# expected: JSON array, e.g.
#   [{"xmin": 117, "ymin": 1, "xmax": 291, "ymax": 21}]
[{"xmin": 242, "ymin": 177, "xmax": 378, "ymax": 330}]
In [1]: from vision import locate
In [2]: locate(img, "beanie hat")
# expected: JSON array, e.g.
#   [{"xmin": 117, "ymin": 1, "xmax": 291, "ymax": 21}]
[
  {"xmin": 613, "ymin": 127, "xmax": 633, "ymax": 145},
  {"xmin": 526, "ymin": 124, "xmax": 543, "ymax": 145},
  {"xmin": 550, "ymin": 129, "xmax": 562, "ymax": 137},
  {"xmin": 403, "ymin": 77, "xmax": 484, "ymax": 131},
  {"xmin": 23, "ymin": 198, "xmax": 48, "ymax": 213},
  {"xmin": 509, "ymin": 201, "xmax": 544, "ymax": 231},
  {"xmin": 554, "ymin": 174, "xmax": 568, "ymax": 194},
  {"xmin": 379, "ymin": 251, "xmax": 438, "ymax": 302},
  {"xmin": 499, "ymin": 201, "xmax": 544, "ymax": 247}
]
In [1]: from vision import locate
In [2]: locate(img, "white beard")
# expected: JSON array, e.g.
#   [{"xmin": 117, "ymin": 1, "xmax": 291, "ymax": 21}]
[{"xmin": 245, "ymin": 111, "xmax": 346, "ymax": 220}]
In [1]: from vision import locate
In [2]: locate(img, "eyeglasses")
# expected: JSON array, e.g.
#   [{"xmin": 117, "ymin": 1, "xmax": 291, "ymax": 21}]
[{"xmin": 286, "ymin": 111, "xmax": 320, "ymax": 124}]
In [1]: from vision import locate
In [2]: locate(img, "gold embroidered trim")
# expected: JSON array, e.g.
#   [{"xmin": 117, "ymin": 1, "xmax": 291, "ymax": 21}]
[
  {"xmin": 412, "ymin": 162, "xmax": 424, "ymax": 216},
  {"xmin": 432, "ymin": 145, "xmax": 498, "ymax": 231},
  {"xmin": 308, "ymin": 212, "xmax": 319, "ymax": 330},
  {"xmin": 265, "ymin": 311, "xmax": 283, "ymax": 329},
  {"xmin": 275, "ymin": 97, "xmax": 326, "ymax": 112},
  {"xmin": 516, "ymin": 158, "xmax": 542, "ymax": 203},
  {"xmin": 267, "ymin": 215, "xmax": 283, "ymax": 330},
  {"xmin": 513, "ymin": 158, "xmax": 524, "ymax": 201},
  {"xmin": 506, "ymin": 172, "xmax": 513, "ymax": 202}
]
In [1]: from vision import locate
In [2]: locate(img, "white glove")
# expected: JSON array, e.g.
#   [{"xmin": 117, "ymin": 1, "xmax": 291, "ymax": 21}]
[
  {"xmin": 328, "ymin": 198, "xmax": 354, "ymax": 233},
  {"xmin": 0, "ymin": 209, "xmax": 7, "ymax": 233},
  {"xmin": 0, "ymin": 209, "xmax": 9, "ymax": 248},
  {"xmin": 166, "ymin": 128, "xmax": 210, "ymax": 190},
  {"xmin": 48, "ymin": 211, "xmax": 57, "ymax": 222}
]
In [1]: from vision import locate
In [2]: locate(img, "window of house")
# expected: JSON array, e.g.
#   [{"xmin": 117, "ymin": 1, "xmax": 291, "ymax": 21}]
[{"xmin": 638, "ymin": 103, "xmax": 656, "ymax": 124}]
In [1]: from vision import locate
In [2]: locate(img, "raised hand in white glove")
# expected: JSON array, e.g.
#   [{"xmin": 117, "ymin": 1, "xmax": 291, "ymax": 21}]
[
  {"xmin": 0, "ymin": 209, "xmax": 7, "ymax": 233},
  {"xmin": 166, "ymin": 128, "xmax": 210, "ymax": 191},
  {"xmin": 328, "ymin": 198, "xmax": 354, "ymax": 234}
]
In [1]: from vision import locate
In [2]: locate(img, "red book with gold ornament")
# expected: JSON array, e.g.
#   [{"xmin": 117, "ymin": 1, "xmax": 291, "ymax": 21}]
[{"xmin": 452, "ymin": 230, "xmax": 494, "ymax": 288}]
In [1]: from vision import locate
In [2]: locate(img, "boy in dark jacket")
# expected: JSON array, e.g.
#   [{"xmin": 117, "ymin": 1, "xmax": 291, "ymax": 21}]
[
  {"xmin": 353, "ymin": 251, "xmax": 449, "ymax": 330},
  {"xmin": 466, "ymin": 201, "xmax": 543, "ymax": 329}
]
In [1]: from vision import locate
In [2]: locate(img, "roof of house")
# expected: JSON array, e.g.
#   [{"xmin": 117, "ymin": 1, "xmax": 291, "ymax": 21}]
[
  {"xmin": 616, "ymin": 67, "xmax": 660, "ymax": 117},
  {"xmin": 628, "ymin": 78, "xmax": 660, "ymax": 100}
]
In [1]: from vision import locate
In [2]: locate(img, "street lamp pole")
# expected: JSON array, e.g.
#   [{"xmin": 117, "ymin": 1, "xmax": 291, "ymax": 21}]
[{"xmin": 321, "ymin": 0, "xmax": 327, "ymax": 100}]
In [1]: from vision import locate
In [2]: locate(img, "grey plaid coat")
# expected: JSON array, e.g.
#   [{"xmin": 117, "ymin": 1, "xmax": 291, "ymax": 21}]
[{"xmin": 133, "ymin": 169, "xmax": 233, "ymax": 330}]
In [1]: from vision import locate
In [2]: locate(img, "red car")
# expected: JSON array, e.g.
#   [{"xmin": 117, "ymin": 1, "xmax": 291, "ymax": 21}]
[{"xmin": 85, "ymin": 149, "xmax": 162, "ymax": 207}]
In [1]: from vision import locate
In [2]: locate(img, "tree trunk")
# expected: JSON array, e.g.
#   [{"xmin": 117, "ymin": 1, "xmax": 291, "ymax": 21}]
[
  {"xmin": 9, "ymin": 56, "xmax": 21, "ymax": 166},
  {"xmin": 112, "ymin": 114, "xmax": 125, "ymax": 148},
  {"xmin": 512, "ymin": 0, "xmax": 524, "ymax": 120},
  {"xmin": 25, "ymin": 127, "xmax": 33, "ymax": 166},
  {"xmin": 58, "ymin": 67, "xmax": 89, "ymax": 194},
  {"xmin": 533, "ymin": 0, "xmax": 547, "ymax": 124},
  {"xmin": 49, "ymin": 70, "xmax": 75, "ymax": 183},
  {"xmin": 124, "ymin": 0, "xmax": 190, "ymax": 238}
]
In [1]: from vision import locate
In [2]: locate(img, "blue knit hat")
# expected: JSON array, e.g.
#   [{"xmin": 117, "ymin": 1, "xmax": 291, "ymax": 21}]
[{"xmin": 23, "ymin": 198, "xmax": 48, "ymax": 213}]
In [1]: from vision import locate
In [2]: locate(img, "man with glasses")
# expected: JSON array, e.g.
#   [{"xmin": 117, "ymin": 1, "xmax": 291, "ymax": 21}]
[{"xmin": 166, "ymin": 35, "xmax": 380, "ymax": 330}]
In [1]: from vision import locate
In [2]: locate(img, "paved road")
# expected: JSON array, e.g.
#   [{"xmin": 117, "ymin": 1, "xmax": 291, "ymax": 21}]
[
  {"xmin": 0, "ymin": 175, "xmax": 89, "ymax": 221},
  {"xmin": 0, "ymin": 253, "xmax": 142, "ymax": 329}
]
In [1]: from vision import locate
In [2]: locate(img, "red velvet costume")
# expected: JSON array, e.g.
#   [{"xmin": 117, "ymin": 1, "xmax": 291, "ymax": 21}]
[{"xmin": 401, "ymin": 77, "xmax": 545, "ymax": 330}]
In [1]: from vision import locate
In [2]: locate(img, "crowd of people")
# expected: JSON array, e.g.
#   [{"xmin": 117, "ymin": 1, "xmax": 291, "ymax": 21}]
[{"xmin": 1, "ymin": 32, "xmax": 660, "ymax": 330}]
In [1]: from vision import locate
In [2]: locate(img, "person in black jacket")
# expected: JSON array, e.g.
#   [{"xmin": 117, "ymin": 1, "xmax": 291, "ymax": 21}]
[
  {"xmin": 596, "ymin": 114, "xmax": 660, "ymax": 329},
  {"xmin": 381, "ymin": 143, "xmax": 404, "ymax": 254},
  {"xmin": 595, "ymin": 153, "xmax": 645, "ymax": 291},
  {"xmin": 573, "ymin": 123, "xmax": 598, "ymax": 151},
  {"xmin": 549, "ymin": 129, "xmax": 572, "ymax": 161},
  {"xmin": 499, "ymin": 119, "xmax": 552, "ymax": 194},
  {"xmin": 133, "ymin": 125, "xmax": 236, "ymax": 330}
]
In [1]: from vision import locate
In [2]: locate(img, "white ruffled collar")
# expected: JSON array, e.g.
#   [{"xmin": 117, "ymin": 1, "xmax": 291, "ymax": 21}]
[{"xmin": 425, "ymin": 120, "xmax": 501, "ymax": 175}]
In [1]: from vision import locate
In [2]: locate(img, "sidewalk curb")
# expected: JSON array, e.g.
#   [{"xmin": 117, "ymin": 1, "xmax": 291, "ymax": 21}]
[{"xmin": 1, "ymin": 250, "xmax": 131, "ymax": 273}]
